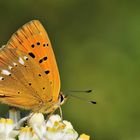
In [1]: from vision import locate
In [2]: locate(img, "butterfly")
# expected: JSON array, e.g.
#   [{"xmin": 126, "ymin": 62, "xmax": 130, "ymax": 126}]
[{"xmin": 0, "ymin": 20, "xmax": 67, "ymax": 114}]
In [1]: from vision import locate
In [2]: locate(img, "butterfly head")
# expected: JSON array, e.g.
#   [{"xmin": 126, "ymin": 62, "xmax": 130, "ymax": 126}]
[
  {"xmin": 59, "ymin": 92, "xmax": 67, "ymax": 105},
  {"xmin": 42, "ymin": 92, "xmax": 67, "ymax": 114}
]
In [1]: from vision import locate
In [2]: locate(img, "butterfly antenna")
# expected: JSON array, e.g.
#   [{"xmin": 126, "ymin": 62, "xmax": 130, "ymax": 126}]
[
  {"xmin": 65, "ymin": 89, "xmax": 93, "ymax": 93},
  {"xmin": 67, "ymin": 93, "xmax": 96, "ymax": 104}
]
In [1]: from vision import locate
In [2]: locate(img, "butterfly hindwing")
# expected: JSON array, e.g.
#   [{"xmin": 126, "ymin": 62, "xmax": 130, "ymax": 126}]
[{"xmin": 0, "ymin": 47, "xmax": 52, "ymax": 111}]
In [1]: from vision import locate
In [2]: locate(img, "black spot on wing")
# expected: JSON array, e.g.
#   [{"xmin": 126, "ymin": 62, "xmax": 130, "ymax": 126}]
[
  {"xmin": 37, "ymin": 42, "xmax": 40, "ymax": 45},
  {"xmin": 31, "ymin": 44, "xmax": 35, "ymax": 48},
  {"xmin": 45, "ymin": 70, "xmax": 50, "ymax": 74},
  {"xmin": 39, "ymin": 59, "xmax": 43, "ymax": 63},
  {"xmin": 25, "ymin": 57, "xmax": 28, "ymax": 60},
  {"xmin": 28, "ymin": 83, "xmax": 32, "ymax": 86},
  {"xmin": 43, "ymin": 56, "xmax": 47, "ymax": 61},
  {"xmin": 28, "ymin": 52, "xmax": 35, "ymax": 58},
  {"xmin": 39, "ymin": 56, "xmax": 48, "ymax": 64},
  {"xmin": 43, "ymin": 43, "xmax": 49, "ymax": 47},
  {"xmin": 1, "ymin": 78, "xmax": 4, "ymax": 80}
]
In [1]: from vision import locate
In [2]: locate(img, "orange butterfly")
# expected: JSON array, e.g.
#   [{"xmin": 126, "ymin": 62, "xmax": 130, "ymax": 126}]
[{"xmin": 0, "ymin": 20, "xmax": 66, "ymax": 114}]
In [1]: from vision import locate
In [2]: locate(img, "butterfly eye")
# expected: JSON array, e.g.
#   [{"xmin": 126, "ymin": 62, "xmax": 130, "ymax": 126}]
[
  {"xmin": 59, "ymin": 94, "xmax": 66, "ymax": 105},
  {"xmin": 59, "ymin": 93, "xmax": 67, "ymax": 105},
  {"xmin": 60, "ymin": 94, "xmax": 64, "ymax": 102}
]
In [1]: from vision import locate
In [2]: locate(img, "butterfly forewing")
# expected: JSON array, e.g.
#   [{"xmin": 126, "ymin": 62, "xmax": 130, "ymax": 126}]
[{"xmin": 6, "ymin": 20, "xmax": 60, "ymax": 102}]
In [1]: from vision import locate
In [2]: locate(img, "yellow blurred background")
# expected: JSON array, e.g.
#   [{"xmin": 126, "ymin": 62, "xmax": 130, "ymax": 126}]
[{"xmin": 0, "ymin": 0, "xmax": 139, "ymax": 139}]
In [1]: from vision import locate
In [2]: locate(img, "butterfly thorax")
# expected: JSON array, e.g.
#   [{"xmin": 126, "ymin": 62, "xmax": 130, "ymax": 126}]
[
  {"xmin": 36, "ymin": 99, "xmax": 59, "ymax": 114},
  {"xmin": 35, "ymin": 92, "xmax": 67, "ymax": 114}
]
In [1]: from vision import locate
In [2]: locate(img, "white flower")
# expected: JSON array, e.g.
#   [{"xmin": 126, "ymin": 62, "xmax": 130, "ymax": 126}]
[
  {"xmin": 46, "ymin": 118, "xmax": 78, "ymax": 140},
  {"xmin": 18, "ymin": 127, "xmax": 37, "ymax": 140},
  {"xmin": 28, "ymin": 113, "xmax": 78, "ymax": 140},
  {"xmin": 46, "ymin": 114, "xmax": 61, "ymax": 128},
  {"xmin": 0, "ymin": 109, "xmax": 90, "ymax": 140},
  {"xmin": 28, "ymin": 113, "xmax": 47, "ymax": 139},
  {"xmin": 78, "ymin": 134, "xmax": 90, "ymax": 140},
  {"xmin": 0, "ymin": 118, "xmax": 18, "ymax": 140}
]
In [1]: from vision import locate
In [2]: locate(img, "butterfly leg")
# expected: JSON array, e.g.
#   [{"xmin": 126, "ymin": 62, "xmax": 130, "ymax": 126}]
[
  {"xmin": 45, "ymin": 111, "xmax": 55, "ymax": 123},
  {"xmin": 59, "ymin": 106, "xmax": 63, "ymax": 121},
  {"xmin": 13, "ymin": 112, "xmax": 34, "ymax": 129},
  {"xmin": 13, "ymin": 115, "xmax": 29, "ymax": 129}
]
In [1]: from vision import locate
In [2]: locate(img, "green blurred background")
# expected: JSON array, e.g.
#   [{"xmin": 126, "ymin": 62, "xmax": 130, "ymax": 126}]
[{"xmin": 0, "ymin": 0, "xmax": 139, "ymax": 139}]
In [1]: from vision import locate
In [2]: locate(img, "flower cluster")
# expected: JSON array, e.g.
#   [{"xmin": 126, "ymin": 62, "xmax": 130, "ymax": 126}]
[{"xmin": 0, "ymin": 109, "xmax": 90, "ymax": 140}]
